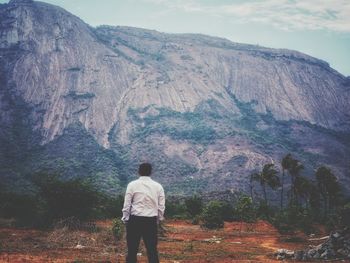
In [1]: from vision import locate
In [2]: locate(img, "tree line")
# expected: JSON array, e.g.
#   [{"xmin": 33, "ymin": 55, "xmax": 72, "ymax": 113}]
[
  {"xmin": 250, "ymin": 153, "xmax": 344, "ymax": 221},
  {"xmin": 165, "ymin": 153, "xmax": 349, "ymax": 232},
  {"xmin": 0, "ymin": 154, "xmax": 349, "ymax": 233}
]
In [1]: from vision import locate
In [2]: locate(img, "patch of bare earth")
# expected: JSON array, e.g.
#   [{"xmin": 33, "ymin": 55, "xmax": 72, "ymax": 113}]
[{"xmin": 0, "ymin": 219, "xmax": 332, "ymax": 262}]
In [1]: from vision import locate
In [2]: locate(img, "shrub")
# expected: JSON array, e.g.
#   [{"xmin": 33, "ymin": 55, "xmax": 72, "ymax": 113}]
[
  {"xmin": 200, "ymin": 201, "xmax": 225, "ymax": 229},
  {"xmin": 33, "ymin": 175, "xmax": 100, "ymax": 225},
  {"xmin": 96, "ymin": 194, "xmax": 124, "ymax": 219},
  {"xmin": 165, "ymin": 200, "xmax": 189, "ymax": 219},
  {"xmin": 339, "ymin": 202, "xmax": 350, "ymax": 227},
  {"xmin": 0, "ymin": 191, "xmax": 43, "ymax": 227},
  {"xmin": 271, "ymin": 205, "xmax": 315, "ymax": 234},
  {"xmin": 112, "ymin": 218, "xmax": 125, "ymax": 241},
  {"xmin": 221, "ymin": 202, "xmax": 235, "ymax": 222},
  {"xmin": 234, "ymin": 195, "xmax": 256, "ymax": 223},
  {"xmin": 185, "ymin": 195, "xmax": 203, "ymax": 217},
  {"xmin": 256, "ymin": 200, "xmax": 272, "ymax": 220},
  {"xmin": 271, "ymin": 210, "xmax": 294, "ymax": 233},
  {"xmin": 191, "ymin": 215, "xmax": 201, "ymax": 225}
]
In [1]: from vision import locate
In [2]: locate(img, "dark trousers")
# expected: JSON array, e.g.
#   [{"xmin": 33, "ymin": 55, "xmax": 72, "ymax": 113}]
[{"xmin": 126, "ymin": 215, "xmax": 159, "ymax": 263}]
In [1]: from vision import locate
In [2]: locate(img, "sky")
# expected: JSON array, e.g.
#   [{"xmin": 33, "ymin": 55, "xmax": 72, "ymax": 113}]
[{"xmin": 1, "ymin": 0, "xmax": 350, "ymax": 76}]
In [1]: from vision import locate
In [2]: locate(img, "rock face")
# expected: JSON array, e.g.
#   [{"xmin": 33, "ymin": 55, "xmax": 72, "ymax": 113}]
[{"xmin": 0, "ymin": 0, "xmax": 349, "ymax": 194}]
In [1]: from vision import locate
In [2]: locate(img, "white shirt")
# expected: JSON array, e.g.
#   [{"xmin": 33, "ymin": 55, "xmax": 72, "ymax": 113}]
[{"xmin": 121, "ymin": 176, "xmax": 165, "ymax": 222}]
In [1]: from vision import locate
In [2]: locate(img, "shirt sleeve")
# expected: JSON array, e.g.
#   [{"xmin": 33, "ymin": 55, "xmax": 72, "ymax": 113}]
[
  {"xmin": 121, "ymin": 184, "xmax": 133, "ymax": 222},
  {"xmin": 157, "ymin": 185, "xmax": 165, "ymax": 221}
]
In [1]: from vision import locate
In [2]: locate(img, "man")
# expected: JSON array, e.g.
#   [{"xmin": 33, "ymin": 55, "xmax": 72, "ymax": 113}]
[{"xmin": 122, "ymin": 163, "xmax": 165, "ymax": 263}]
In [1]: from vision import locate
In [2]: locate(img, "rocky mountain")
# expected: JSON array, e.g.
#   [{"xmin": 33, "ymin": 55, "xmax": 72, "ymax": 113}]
[{"xmin": 0, "ymin": 0, "xmax": 349, "ymax": 195}]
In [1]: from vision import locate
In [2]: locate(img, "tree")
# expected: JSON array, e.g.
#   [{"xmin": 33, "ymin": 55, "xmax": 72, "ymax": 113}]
[
  {"xmin": 33, "ymin": 174, "xmax": 100, "ymax": 224},
  {"xmin": 200, "ymin": 201, "xmax": 226, "ymax": 229},
  {"xmin": 185, "ymin": 195, "xmax": 203, "ymax": 217},
  {"xmin": 280, "ymin": 154, "xmax": 293, "ymax": 209},
  {"xmin": 315, "ymin": 166, "xmax": 341, "ymax": 218},
  {"xmin": 288, "ymin": 157, "xmax": 304, "ymax": 205},
  {"xmin": 0, "ymin": 190, "xmax": 41, "ymax": 227},
  {"xmin": 339, "ymin": 202, "xmax": 350, "ymax": 227},
  {"xmin": 251, "ymin": 163, "xmax": 280, "ymax": 205},
  {"xmin": 294, "ymin": 175, "xmax": 312, "ymax": 206},
  {"xmin": 235, "ymin": 195, "xmax": 256, "ymax": 232},
  {"xmin": 165, "ymin": 199, "xmax": 188, "ymax": 219},
  {"xmin": 249, "ymin": 172, "xmax": 255, "ymax": 202},
  {"xmin": 308, "ymin": 182, "xmax": 321, "ymax": 211}
]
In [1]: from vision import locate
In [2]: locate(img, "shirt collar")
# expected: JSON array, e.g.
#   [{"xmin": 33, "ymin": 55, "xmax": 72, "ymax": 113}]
[{"xmin": 138, "ymin": 176, "xmax": 152, "ymax": 180}]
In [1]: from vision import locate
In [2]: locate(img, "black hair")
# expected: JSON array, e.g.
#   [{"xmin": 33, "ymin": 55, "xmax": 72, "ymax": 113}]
[{"xmin": 138, "ymin": 163, "xmax": 152, "ymax": 176}]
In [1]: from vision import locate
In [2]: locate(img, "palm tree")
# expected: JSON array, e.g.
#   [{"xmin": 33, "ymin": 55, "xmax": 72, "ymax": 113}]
[
  {"xmin": 280, "ymin": 154, "xmax": 293, "ymax": 209},
  {"xmin": 249, "ymin": 172, "xmax": 255, "ymax": 202},
  {"xmin": 294, "ymin": 175, "xmax": 312, "ymax": 206},
  {"xmin": 315, "ymin": 166, "xmax": 341, "ymax": 218},
  {"xmin": 252, "ymin": 163, "xmax": 280, "ymax": 205},
  {"xmin": 288, "ymin": 157, "xmax": 304, "ymax": 205}
]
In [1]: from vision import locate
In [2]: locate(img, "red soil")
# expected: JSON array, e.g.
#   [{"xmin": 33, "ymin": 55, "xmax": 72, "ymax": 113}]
[{"xmin": 0, "ymin": 220, "xmax": 332, "ymax": 262}]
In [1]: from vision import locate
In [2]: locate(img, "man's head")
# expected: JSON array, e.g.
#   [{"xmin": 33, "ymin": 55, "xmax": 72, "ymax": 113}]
[{"xmin": 138, "ymin": 163, "xmax": 152, "ymax": 176}]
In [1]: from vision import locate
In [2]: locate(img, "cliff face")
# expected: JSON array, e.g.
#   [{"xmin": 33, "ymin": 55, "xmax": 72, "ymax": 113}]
[{"xmin": 0, "ymin": 0, "xmax": 349, "ymax": 194}]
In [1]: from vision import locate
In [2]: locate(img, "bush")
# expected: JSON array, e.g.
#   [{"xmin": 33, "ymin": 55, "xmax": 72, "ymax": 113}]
[
  {"xmin": 112, "ymin": 218, "xmax": 125, "ymax": 241},
  {"xmin": 96, "ymin": 194, "xmax": 124, "ymax": 219},
  {"xmin": 338, "ymin": 202, "xmax": 350, "ymax": 228},
  {"xmin": 33, "ymin": 175, "xmax": 100, "ymax": 225},
  {"xmin": 271, "ymin": 205, "xmax": 315, "ymax": 234},
  {"xmin": 0, "ymin": 191, "xmax": 43, "ymax": 227},
  {"xmin": 1, "ymin": 173, "xmax": 126, "ymax": 228},
  {"xmin": 256, "ymin": 201, "xmax": 273, "ymax": 220},
  {"xmin": 185, "ymin": 195, "xmax": 203, "ymax": 217},
  {"xmin": 165, "ymin": 200, "xmax": 189, "ymax": 219},
  {"xmin": 191, "ymin": 215, "xmax": 201, "ymax": 225},
  {"xmin": 221, "ymin": 202, "xmax": 235, "ymax": 222},
  {"xmin": 234, "ymin": 195, "xmax": 256, "ymax": 223},
  {"xmin": 271, "ymin": 210, "xmax": 294, "ymax": 233},
  {"xmin": 200, "ymin": 201, "xmax": 226, "ymax": 229}
]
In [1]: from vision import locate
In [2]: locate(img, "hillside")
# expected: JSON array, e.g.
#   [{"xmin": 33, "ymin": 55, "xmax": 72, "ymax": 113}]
[{"xmin": 0, "ymin": 0, "xmax": 349, "ymax": 195}]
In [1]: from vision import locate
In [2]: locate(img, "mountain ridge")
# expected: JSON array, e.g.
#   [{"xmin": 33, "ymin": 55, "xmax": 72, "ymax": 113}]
[{"xmin": 0, "ymin": 0, "xmax": 349, "ymax": 194}]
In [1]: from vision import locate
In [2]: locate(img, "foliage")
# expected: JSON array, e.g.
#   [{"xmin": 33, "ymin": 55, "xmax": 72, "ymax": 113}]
[
  {"xmin": 32, "ymin": 174, "xmax": 101, "ymax": 225},
  {"xmin": 128, "ymin": 106, "xmax": 218, "ymax": 144},
  {"xmin": 0, "ymin": 190, "xmax": 43, "ymax": 227},
  {"xmin": 256, "ymin": 200, "xmax": 273, "ymax": 220},
  {"xmin": 287, "ymin": 156, "xmax": 304, "ymax": 204},
  {"xmin": 184, "ymin": 195, "xmax": 203, "ymax": 217},
  {"xmin": 234, "ymin": 195, "xmax": 256, "ymax": 223},
  {"xmin": 67, "ymin": 67, "xmax": 82, "ymax": 72},
  {"xmin": 191, "ymin": 215, "xmax": 201, "ymax": 225},
  {"xmin": 251, "ymin": 163, "xmax": 280, "ymax": 205},
  {"xmin": 251, "ymin": 157, "xmax": 349, "ymax": 233},
  {"xmin": 0, "ymin": 173, "xmax": 127, "ymax": 228},
  {"xmin": 338, "ymin": 202, "xmax": 350, "ymax": 228},
  {"xmin": 221, "ymin": 202, "xmax": 235, "ymax": 222},
  {"xmin": 112, "ymin": 218, "xmax": 125, "ymax": 241},
  {"xmin": 294, "ymin": 175, "xmax": 313, "ymax": 204},
  {"xmin": 94, "ymin": 194, "xmax": 124, "ymax": 219},
  {"xmin": 315, "ymin": 166, "xmax": 342, "ymax": 218},
  {"xmin": 200, "ymin": 201, "xmax": 226, "ymax": 229},
  {"xmin": 64, "ymin": 91, "xmax": 96, "ymax": 99},
  {"xmin": 271, "ymin": 205, "xmax": 315, "ymax": 234},
  {"xmin": 280, "ymin": 154, "xmax": 293, "ymax": 209},
  {"xmin": 165, "ymin": 200, "xmax": 189, "ymax": 219}
]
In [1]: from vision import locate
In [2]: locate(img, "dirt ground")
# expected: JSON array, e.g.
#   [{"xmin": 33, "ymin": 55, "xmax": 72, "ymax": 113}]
[{"xmin": 0, "ymin": 219, "xmax": 335, "ymax": 262}]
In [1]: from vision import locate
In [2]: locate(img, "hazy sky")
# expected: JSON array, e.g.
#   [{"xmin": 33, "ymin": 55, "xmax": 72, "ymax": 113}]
[{"xmin": 1, "ymin": 0, "xmax": 350, "ymax": 76}]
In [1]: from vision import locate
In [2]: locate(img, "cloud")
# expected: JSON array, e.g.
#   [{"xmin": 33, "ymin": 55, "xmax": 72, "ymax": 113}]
[{"xmin": 141, "ymin": 0, "xmax": 350, "ymax": 32}]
